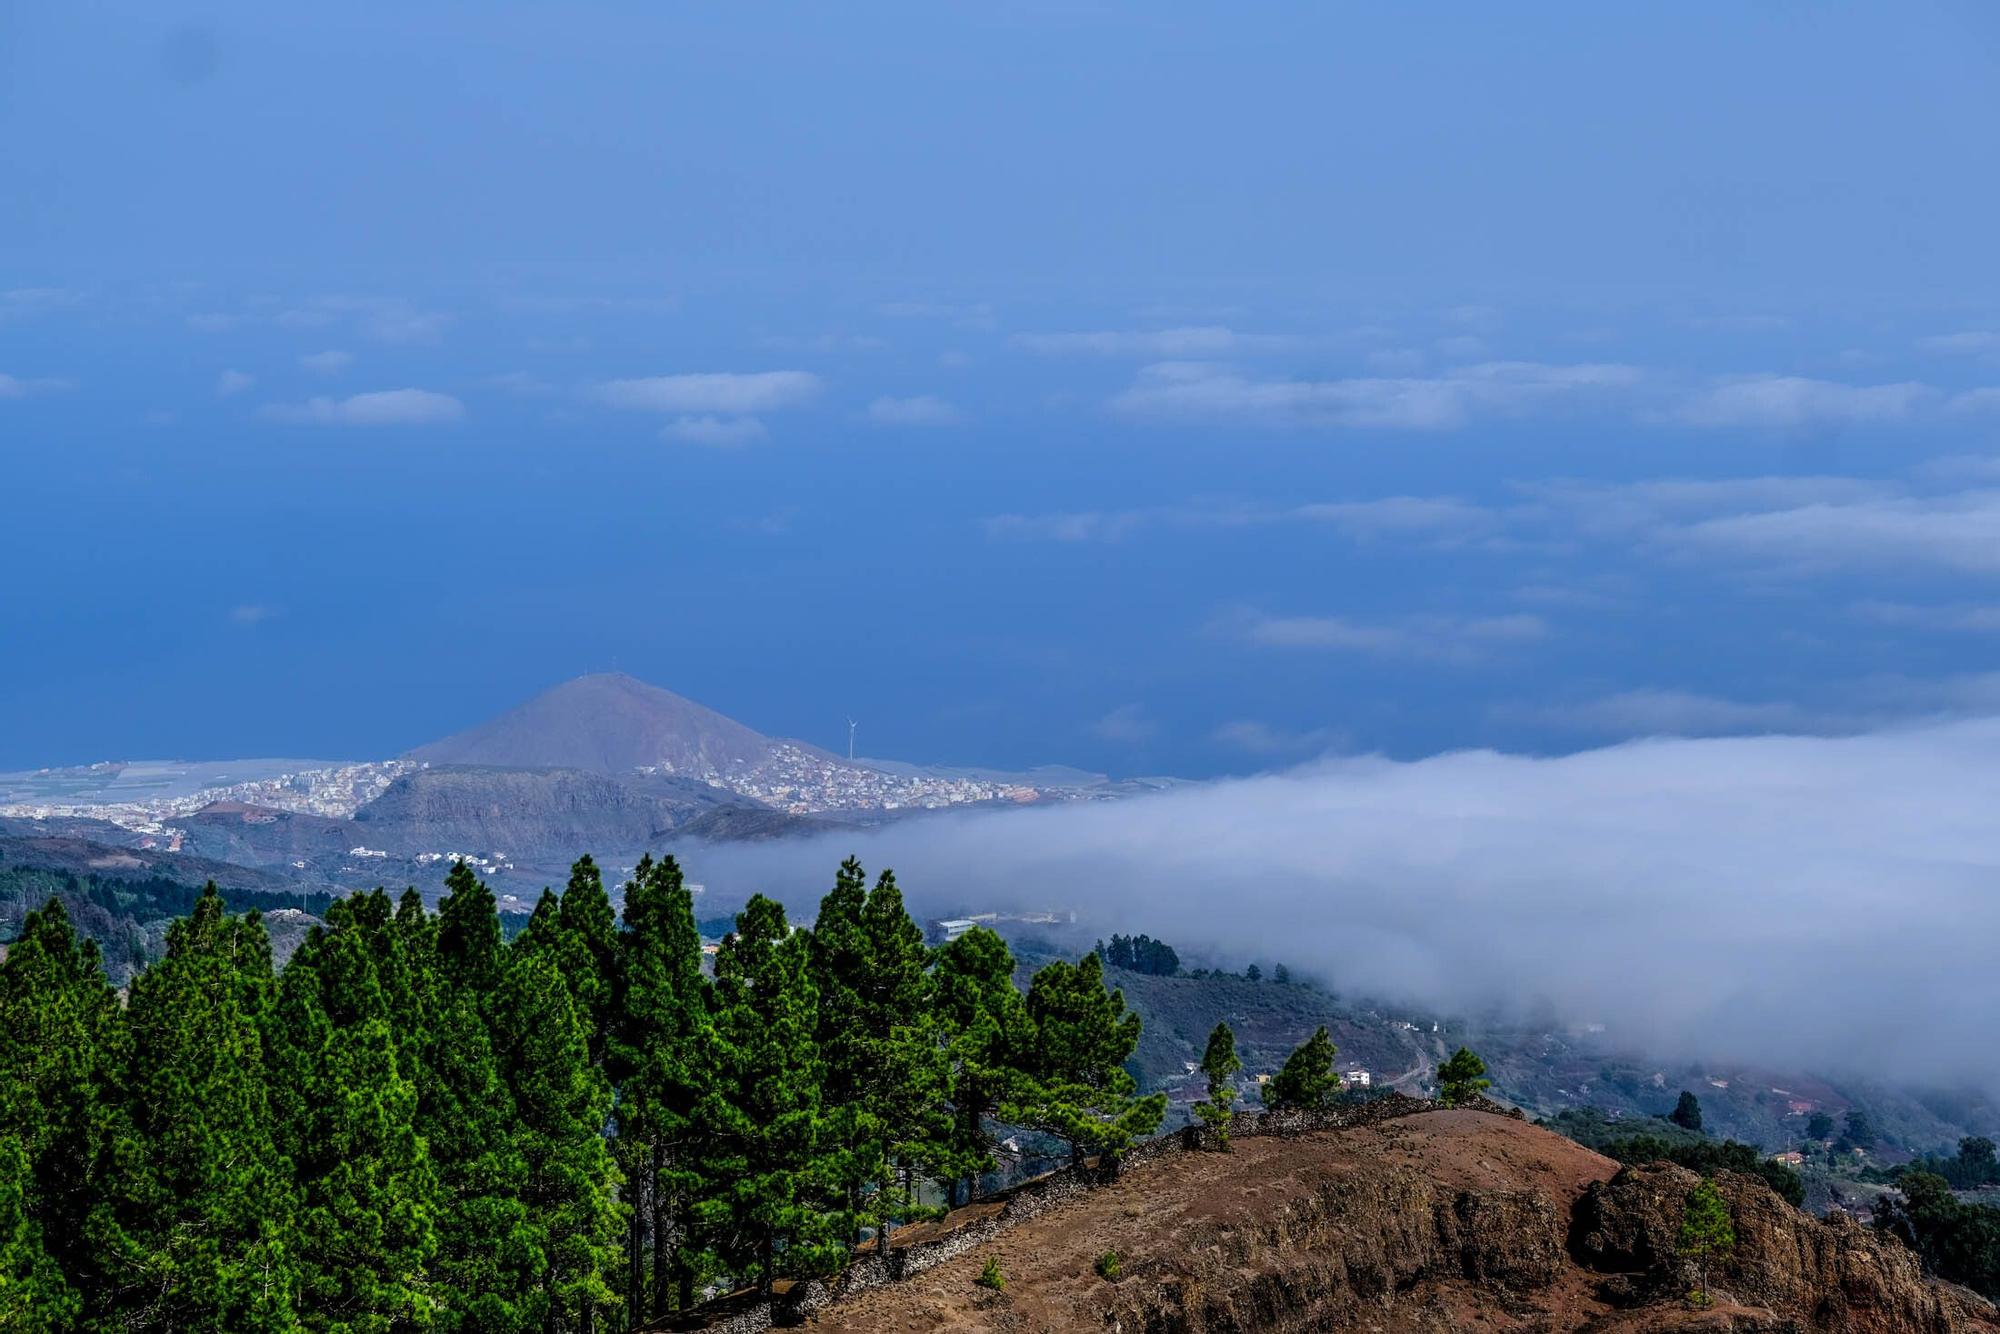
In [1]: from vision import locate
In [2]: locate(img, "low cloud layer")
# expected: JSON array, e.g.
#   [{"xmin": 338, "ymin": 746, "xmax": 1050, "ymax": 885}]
[{"xmin": 692, "ymin": 719, "xmax": 2000, "ymax": 1086}]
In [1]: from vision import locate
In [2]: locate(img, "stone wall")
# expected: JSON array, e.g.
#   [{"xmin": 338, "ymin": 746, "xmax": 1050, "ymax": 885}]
[{"xmin": 656, "ymin": 1092, "xmax": 1519, "ymax": 1330}]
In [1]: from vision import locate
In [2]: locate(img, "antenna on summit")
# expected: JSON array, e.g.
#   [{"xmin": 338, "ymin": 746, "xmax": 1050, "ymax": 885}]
[{"xmin": 847, "ymin": 717, "xmax": 857, "ymax": 762}]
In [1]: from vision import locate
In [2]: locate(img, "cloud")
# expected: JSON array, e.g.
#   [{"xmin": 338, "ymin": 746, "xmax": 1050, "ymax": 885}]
[
  {"xmin": 189, "ymin": 297, "xmax": 448, "ymax": 343},
  {"xmin": 487, "ymin": 371, "xmax": 554, "ymax": 396},
  {"xmin": 1672, "ymin": 375, "xmax": 1932, "ymax": 430},
  {"xmin": 758, "ymin": 332, "xmax": 887, "ymax": 353},
  {"xmin": 1091, "ymin": 703, "xmax": 1159, "ymax": 744},
  {"xmin": 305, "ymin": 296, "xmax": 450, "ymax": 344},
  {"xmin": 593, "ymin": 370, "xmax": 821, "ymax": 415},
  {"xmin": 259, "ymin": 388, "xmax": 465, "ymax": 426},
  {"xmin": 215, "ymin": 369, "xmax": 254, "ymax": 398},
  {"xmin": 1686, "ymin": 313, "xmax": 1794, "ymax": 333},
  {"xmin": 1224, "ymin": 608, "xmax": 1548, "ymax": 662},
  {"xmin": 983, "ymin": 511, "xmax": 1154, "ymax": 543},
  {"xmin": 1513, "ymin": 672, "xmax": 2000, "ymax": 742},
  {"xmin": 1919, "ymin": 330, "xmax": 2000, "ymax": 359},
  {"xmin": 300, "ymin": 350, "xmax": 352, "ymax": 375},
  {"xmin": 867, "ymin": 395, "xmax": 964, "ymax": 427},
  {"xmin": 1444, "ymin": 303, "xmax": 1502, "ymax": 332},
  {"xmin": 0, "ymin": 373, "xmax": 73, "ymax": 399},
  {"xmin": 1012, "ymin": 326, "xmax": 1293, "ymax": 358},
  {"xmin": 1947, "ymin": 387, "xmax": 2000, "ymax": 417},
  {"xmin": 1364, "ymin": 347, "xmax": 1427, "ymax": 374},
  {"xmin": 1111, "ymin": 360, "xmax": 1641, "ymax": 430},
  {"xmin": 987, "ymin": 470, "xmax": 2000, "ymax": 585},
  {"xmin": 1291, "ymin": 496, "xmax": 1501, "ymax": 545},
  {"xmin": 1510, "ymin": 475, "xmax": 2000, "ymax": 578},
  {"xmin": 1533, "ymin": 689, "xmax": 1815, "ymax": 737},
  {"xmin": 229, "ymin": 604, "xmax": 277, "ymax": 625},
  {"xmin": 877, "ymin": 300, "xmax": 995, "ymax": 330},
  {"xmin": 982, "ymin": 496, "xmax": 1494, "ymax": 547},
  {"xmin": 660, "ymin": 415, "xmax": 768, "ymax": 446},
  {"xmin": 1851, "ymin": 601, "xmax": 2000, "ymax": 633},
  {"xmin": 1669, "ymin": 490, "xmax": 2000, "ymax": 575},
  {"xmin": 0, "ymin": 287, "xmax": 78, "ymax": 321},
  {"xmin": 685, "ymin": 719, "xmax": 2000, "ymax": 1084}
]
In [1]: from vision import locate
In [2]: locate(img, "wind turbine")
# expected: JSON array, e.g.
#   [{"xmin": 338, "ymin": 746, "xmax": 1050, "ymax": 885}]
[{"xmin": 847, "ymin": 717, "xmax": 857, "ymax": 762}]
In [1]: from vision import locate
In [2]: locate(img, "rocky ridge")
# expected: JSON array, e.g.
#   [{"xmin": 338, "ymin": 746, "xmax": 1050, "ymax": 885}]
[{"xmin": 700, "ymin": 1104, "xmax": 1999, "ymax": 1333}]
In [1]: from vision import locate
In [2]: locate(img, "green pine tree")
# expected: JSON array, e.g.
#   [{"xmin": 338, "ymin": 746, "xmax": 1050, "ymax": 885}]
[
  {"xmin": 94, "ymin": 885, "xmax": 302, "ymax": 1331},
  {"xmin": 0, "ymin": 1131, "xmax": 76, "ymax": 1330},
  {"xmin": 557, "ymin": 856, "xmax": 621, "ymax": 1063},
  {"xmin": 493, "ymin": 946, "xmax": 627, "ymax": 1333},
  {"xmin": 1194, "ymin": 1022, "xmax": 1242, "ymax": 1148},
  {"xmin": 0, "ymin": 897, "xmax": 123, "ymax": 1328},
  {"xmin": 269, "ymin": 893, "xmax": 441, "ymax": 1331},
  {"xmin": 1678, "ymin": 1178, "xmax": 1735, "ymax": 1307},
  {"xmin": 855, "ymin": 870, "xmax": 951, "ymax": 1237},
  {"xmin": 807, "ymin": 858, "xmax": 880, "ymax": 1245},
  {"xmin": 930, "ymin": 927, "xmax": 1032, "ymax": 1207},
  {"xmin": 1003, "ymin": 952, "xmax": 1165, "ymax": 1168},
  {"xmin": 610, "ymin": 854, "xmax": 714, "ymax": 1321},
  {"xmin": 707, "ymin": 895, "xmax": 839, "ymax": 1288},
  {"xmin": 1670, "ymin": 1090, "xmax": 1703, "ymax": 1132},
  {"xmin": 1263, "ymin": 1026, "xmax": 1341, "ymax": 1111},
  {"xmin": 1437, "ymin": 1047, "xmax": 1491, "ymax": 1107},
  {"xmin": 435, "ymin": 860, "xmax": 505, "ymax": 995},
  {"xmin": 408, "ymin": 869, "xmax": 538, "ymax": 1333},
  {"xmin": 512, "ymin": 857, "xmax": 623, "ymax": 1070}
]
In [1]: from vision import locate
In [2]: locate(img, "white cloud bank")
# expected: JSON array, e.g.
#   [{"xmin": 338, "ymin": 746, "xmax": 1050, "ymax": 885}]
[{"xmin": 690, "ymin": 719, "xmax": 2000, "ymax": 1083}]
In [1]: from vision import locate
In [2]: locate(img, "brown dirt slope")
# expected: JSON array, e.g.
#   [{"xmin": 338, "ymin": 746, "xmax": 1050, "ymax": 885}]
[{"xmin": 808, "ymin": 1111, "xmax": 1999, "ymax": 1334}]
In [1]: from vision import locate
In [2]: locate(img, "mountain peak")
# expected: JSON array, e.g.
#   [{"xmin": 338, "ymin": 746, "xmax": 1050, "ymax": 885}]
[{"xmin": 407, "ymin": 673, "xmax": 821, "ymax": 776}]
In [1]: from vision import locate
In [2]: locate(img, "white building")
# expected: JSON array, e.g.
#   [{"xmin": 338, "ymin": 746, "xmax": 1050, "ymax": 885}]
[{"xmin": 932, "ymin": 918, "xmax": 981, "ymax": 942}]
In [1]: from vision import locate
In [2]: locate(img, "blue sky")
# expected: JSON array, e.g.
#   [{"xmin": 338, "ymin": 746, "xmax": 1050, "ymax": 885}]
[{"xmin": 7, "ymin": 1, "xmax": 2000, "ymax": 777}]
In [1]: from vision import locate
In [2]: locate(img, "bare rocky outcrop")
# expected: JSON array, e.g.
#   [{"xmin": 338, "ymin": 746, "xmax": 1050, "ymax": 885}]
[
  {"xmin": 1095, "ymin": 1168, "xmax": 1570, "ymax": 1331},
  {"xmin": 791, "ymin": 1110, "xmax": 2000, "ymax": 1334},
  {"xmin": 1573, "ymin": 1162, "xmax": 1998, "ymax": 1333}
]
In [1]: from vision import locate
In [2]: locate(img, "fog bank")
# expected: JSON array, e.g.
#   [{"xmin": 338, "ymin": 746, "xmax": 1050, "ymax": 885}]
[{"xmin": 690, "ymin": 719, "xmax": 2000, "ymax": 1084}]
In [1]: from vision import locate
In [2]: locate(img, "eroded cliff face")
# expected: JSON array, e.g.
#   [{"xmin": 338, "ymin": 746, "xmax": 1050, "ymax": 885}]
[
  {"xmin": 1573, "ymin": 1162, "xmax": 1995, "ymax": 1334},
  {"xmin": 1096, "ymin": 1168, "xmax": 1571, "ymax": 1331},
  {"xmin": 807, "ymin": 1111, "xmax": 2000, "ymax": 1334}
]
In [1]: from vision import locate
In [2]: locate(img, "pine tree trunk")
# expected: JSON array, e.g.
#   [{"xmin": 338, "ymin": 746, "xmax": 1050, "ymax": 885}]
[
  {"xmin": 625, "ymin": 1154, "xmax": 643, "ymax": 1331},
  {"xmin": 652, "ymin": 1142, "xmax": 671, "ymax": 1320}
]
